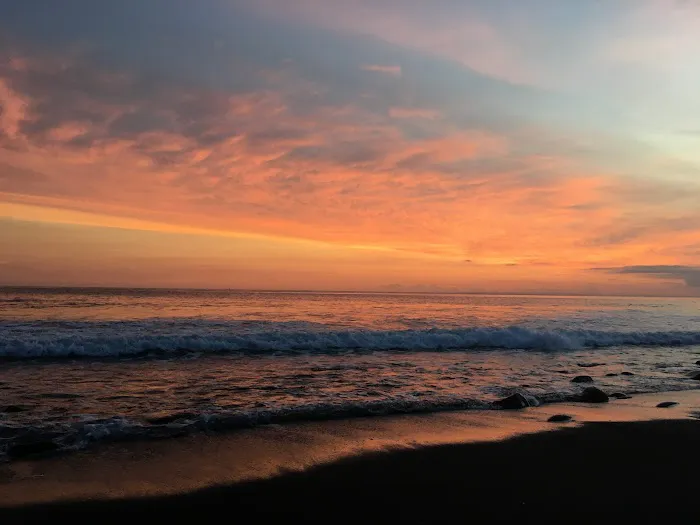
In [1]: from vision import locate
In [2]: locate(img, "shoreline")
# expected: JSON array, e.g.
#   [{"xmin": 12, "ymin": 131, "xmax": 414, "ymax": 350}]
[{"xmin": 2, "ymin": 389, "xmax": 700, "ymax": 518}]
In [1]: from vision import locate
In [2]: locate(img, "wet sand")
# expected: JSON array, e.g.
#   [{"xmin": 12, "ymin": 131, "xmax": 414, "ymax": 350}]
[{"xmin": 2, "ymin": 390, "xmax": 700, "ymax": 522}]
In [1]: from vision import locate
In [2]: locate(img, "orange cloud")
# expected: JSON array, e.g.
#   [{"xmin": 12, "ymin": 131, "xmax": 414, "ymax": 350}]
[{"xmin": 2, "ymin": 45, "xmax": 700, "ymax": 294}]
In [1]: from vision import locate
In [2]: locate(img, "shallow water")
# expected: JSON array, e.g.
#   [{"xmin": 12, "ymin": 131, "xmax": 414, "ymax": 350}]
[{"xmin": 1, "ymin": 288, "xmax": 700, "ymax": 458}]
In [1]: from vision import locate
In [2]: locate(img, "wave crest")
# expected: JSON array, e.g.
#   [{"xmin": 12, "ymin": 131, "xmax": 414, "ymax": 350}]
[{"xmin": 2, "ymin": 321, "xmax": 700, "ymax": 358}]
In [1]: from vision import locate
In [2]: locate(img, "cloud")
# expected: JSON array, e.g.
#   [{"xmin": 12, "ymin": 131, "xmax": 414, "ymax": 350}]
[
  {"xmin": 592, "ymin": 265, "xmax": 700, "ymax": 288},
  {"xmin": 1, "ymin": 1, "xmax": 700, "ymax": 294},
  {"xmin": 2, "ymin": 42, "xmax": 700, "ymax": 270},
  {"xmin": 247, "ymin": 0, "xmax": 700, "ymax": 137}
]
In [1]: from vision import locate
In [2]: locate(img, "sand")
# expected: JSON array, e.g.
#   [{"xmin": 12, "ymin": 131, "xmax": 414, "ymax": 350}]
[{"xmin": 2, "ymin": 390, "xmax": 700, "ymax": 521}]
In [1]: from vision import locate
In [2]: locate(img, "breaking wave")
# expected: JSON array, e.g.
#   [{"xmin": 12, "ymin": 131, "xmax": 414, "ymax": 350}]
[
  {"xmin": 2, "ymin": 320, "xmax": 700, "ymax": 358},
  {"xmin": 4, "ymin": 382, "xmax": 700, "ymax": 460}
]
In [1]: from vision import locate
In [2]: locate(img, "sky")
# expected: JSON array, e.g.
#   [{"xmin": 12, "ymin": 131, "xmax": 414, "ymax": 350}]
[{"xmin": 1, "ymin": 0, "xmax": 700, "ymax": 295}]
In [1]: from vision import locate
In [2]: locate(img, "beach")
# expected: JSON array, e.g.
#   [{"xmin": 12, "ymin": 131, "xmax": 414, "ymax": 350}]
[
  {"xmin": 5, "ymin": 0, "xmax": 700, "ymax": 520},
  {"xmin": 2, "ymin": 390, "xmax": 700, "ymax": 522},
  {"xmin": 3, "ymin": 290, "xmax": 700, "ymax": 522}
]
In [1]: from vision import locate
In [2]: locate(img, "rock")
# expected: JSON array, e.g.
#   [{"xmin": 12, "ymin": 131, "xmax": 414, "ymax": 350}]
[
  {"xmin": 656, "ymin": 402, "xmax": 679, "ymax": 408},
  {"xmin": 547, "ymin": 414, "xmax": 573, "ymax": 423},
  {"xmin": 3, "ymin": 405, "xmax": 28, "ymax": 413},
  {"xmin": 578, "ymin": 387, "xmax": 609, "ymax": 403},
  {"xmin": 609, "ymin": 393, "xmax": 632, "ymax": 400},
  {"xmin": 696, "ymin": 360, "xmax": 700, "ymax": 366},
  {"xmin": 577, "ymin": 363, "xmax": 605, "ymax": 368},
  {"xmin": 605, "ymin": 373, "xmax": 619, "ymax": 377},
  {"xmin": 7, "ymin": 440, "xmax": 60, "ymax": 459},
  {"xmin": 620, "ymin": 372, "xmax": 635, "ymax": 376},
  {"xmin": 571, "ymin": 375, "xmax": 594, "ymax": 383},
  {"xmin": 692, "ymin": 373, "xmax": 700, "ymax": 381},
  {"xmin": 494, "ymin": 393, "xmax": 538, "ymax": 410}
]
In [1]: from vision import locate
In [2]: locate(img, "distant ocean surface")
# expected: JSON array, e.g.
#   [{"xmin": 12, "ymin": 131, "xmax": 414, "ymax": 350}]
[{"xmin": 2, "ymin": 288, "xmax": 700, "ymax": 459}]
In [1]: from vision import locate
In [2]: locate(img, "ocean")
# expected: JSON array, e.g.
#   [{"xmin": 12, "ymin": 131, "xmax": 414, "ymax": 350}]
[{"xmin": 1, "ymin": 288, "xmax": 700, "ymax": 459}]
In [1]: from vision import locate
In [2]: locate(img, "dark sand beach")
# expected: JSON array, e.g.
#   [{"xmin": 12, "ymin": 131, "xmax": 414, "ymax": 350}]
[{"xmin": 2, "ymin": 391, "xmax": 700, "ymax": 523}]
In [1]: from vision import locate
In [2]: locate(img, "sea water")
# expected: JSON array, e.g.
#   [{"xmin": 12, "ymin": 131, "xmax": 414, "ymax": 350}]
[{"xmin": 1, "ymin": 288, "xmax": 699, "ymax": 458}]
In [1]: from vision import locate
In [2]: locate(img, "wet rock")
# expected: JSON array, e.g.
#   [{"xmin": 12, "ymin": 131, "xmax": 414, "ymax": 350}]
[
  {"xmin": 605, "ymin": 373, "xmax": 619, "ymax": 377},
  {"xmin": 656, "ymin": 402, "xmax": 679, "ymax": 408},
  {"xmin": 620, "ymin": 372, "xmax": 635, "ymax": 376},
  {"xmin": 7, "ymin": 440, "xmax": 60, "ymax": 459},
  {"xmin": 571, "ymin": 375, "xmax": 594, "ymax": 383},
  {"xmin": 609, "ymin": 393, "xmax": 632, "ymax": 400},
  {"xmin": 547, "ymin": 414, "xmax": 573, "ymax": 423},
  {"xmin": 577, "ymin": 363, "xmax": 605, "ymax": 368},
  {"xmin": 3, "ymin": 405, "xmax": 28, "ymax": 413},
  {"xmin": 578, "ymin": 387, "xmax": 609, "ymax": 403},
  {"xmin": 494, "ymin": 393, "xmax": 538, "ymax": 410}
]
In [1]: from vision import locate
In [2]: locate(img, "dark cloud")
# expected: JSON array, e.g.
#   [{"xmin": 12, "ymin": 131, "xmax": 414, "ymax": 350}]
[
  {"xmin": 585, "ymin": 214, "xmax": 700, "ymax": 248},
  {"xmin": 585, "ymin": 227, "xmax": 651, "ymax": 247},
  {"xmin": 0, "ymin": 163, "xmax": 48, "ymax": 192},
  {"xmin": 3, "ymin": 0, "xmax": 669, "ymax": 198},
  {"xmin": 1, "ymin": 0, "xmax": 684, "ymax": 183},
  {"xmin": 108, "ymin": 112, "xmax": 174, "ymax": 137},
  {"xmin": 247, "ymin": 128, "xmax": 311, "ymax": 144},
  {"xmin": 392, "ymin": 154, "xmax": 509, "ymax": 184},
  {"xmin": 0, "ymin": 0, "xmax": 582, "ymax": 146},
  {"xmin": 274, "ymin": 142, "xmax": 386, "ymax": 167},
  {"xmin": 394, "ymin": 152, "xmax": 435, "ymax": 172},
  {"xmin": 592, "ymin": 265, "xmax": 700, "ymax": 288}
]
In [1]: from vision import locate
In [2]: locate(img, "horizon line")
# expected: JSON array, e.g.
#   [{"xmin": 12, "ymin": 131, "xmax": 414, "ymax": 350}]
[{"xmin": 1, "ymin": 284, "xmax": 698, "ymax": 300}]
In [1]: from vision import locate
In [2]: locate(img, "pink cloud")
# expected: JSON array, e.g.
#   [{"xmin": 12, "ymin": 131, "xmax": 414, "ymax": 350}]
[
  {"xmin": 0, "ymin": 79, "xmax": 29, "ymax": 140},
  {"xmin": 2, "ymin": 45, "xmax": 700, "ymax": 293}
]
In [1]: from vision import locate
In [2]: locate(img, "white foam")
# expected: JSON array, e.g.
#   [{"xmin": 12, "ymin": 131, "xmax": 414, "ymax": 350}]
[
  {"xmin": 6, "ymin": 381, "xmax": 700, "ymax": 460},
  {"xmin": 2, "ymin": 320, "xmax": 700, "ymax": 358}
]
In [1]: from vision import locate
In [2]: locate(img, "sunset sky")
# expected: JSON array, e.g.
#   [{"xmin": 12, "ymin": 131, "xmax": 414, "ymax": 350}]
[{"xmin": 2, "ymin": 0, "xmax": 700, "ymax": 295}]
